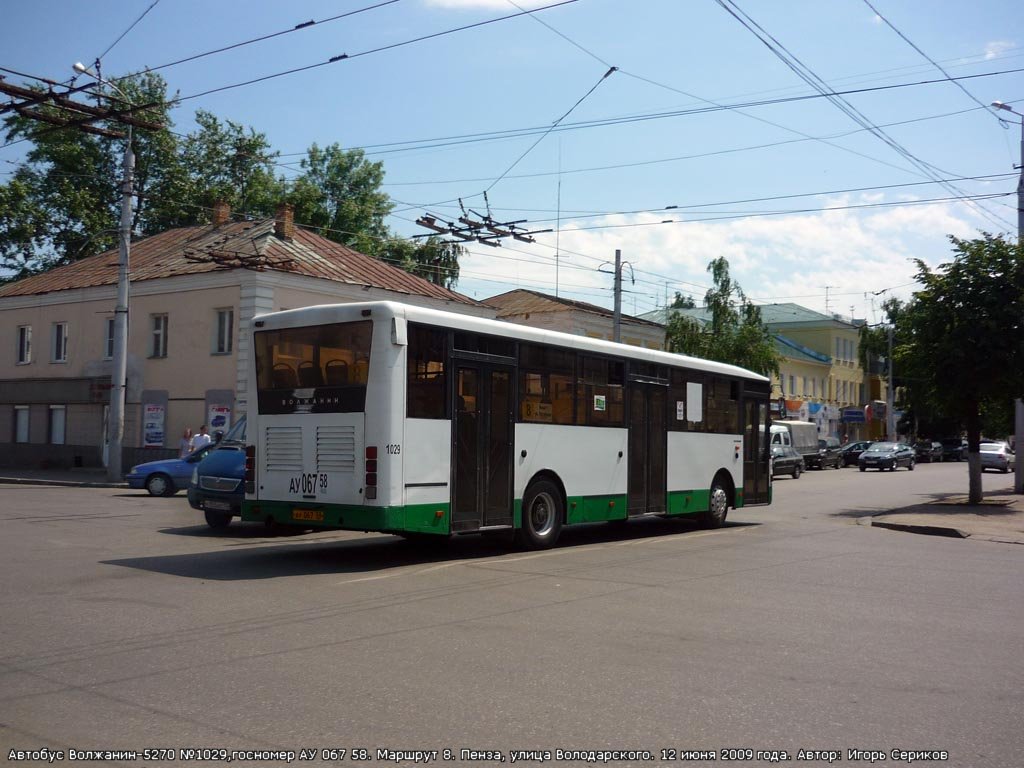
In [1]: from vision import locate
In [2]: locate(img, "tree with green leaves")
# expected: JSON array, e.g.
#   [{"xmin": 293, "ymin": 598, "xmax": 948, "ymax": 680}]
[
  {"xmin": 378, "ymin": 236, "xmax": 462, "ymax": 289},
  {"xmin": 0, "ymin": 71, "xmax": 176, "ymax": 278},
  {"xmin": 289, "ymin": 143, "xmax": 392, "ymax": 256},
  {"xmin": 665, "ymin": 257, "xmax": 780, "ymax": 377},
  {"xmin": 670, "ymin": 290, "xmax": 695, "ymax": 309},
  {"xmin": 1, "ymin": 84, "xmax": 456, "ymax": 288},
  {"xmin": 893, "ymin": 234, "xmax": 1024, "ymax": 503}
]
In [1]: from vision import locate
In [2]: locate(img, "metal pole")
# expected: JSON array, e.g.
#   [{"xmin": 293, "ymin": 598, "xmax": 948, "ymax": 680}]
[
  {"xmin": 107, "ymin": 125, "xmax": 133, "ymax": 482},
  {"xmin": 612, "ymin": 249, "xmax": 622, "ymax": 343},
  {"xmin": 886, "ymin": 323, "xmax": 895, "ymax": 441},
  {"xmin": 1015, "ymin": 114, "xmax": 1023, "ymax": 493}
]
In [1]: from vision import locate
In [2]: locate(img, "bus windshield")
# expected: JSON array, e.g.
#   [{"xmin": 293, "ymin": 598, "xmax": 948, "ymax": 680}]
[{"xmin": 254, "ymin": 321, "xmax": 372, "ymax": 414}]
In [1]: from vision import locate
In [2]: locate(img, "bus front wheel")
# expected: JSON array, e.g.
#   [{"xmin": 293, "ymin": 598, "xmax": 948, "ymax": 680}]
[
  {"xmin": 701, "ymin": 478, "xmax": 729, "ymax": 529},
  {"xmin": 516, "ymin": 479, "xmax": 563, "ymax": 550}
]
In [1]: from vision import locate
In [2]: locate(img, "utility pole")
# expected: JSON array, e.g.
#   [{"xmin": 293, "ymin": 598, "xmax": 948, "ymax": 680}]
[
  {"xmin": 72, "ymin": 62, "xmax": 136, "ymax": 483},
  {"xmin": 992, "ymin": 100, "xmax": 1024, "ymax": 494},
  {"xmin": 1, "ymin": 66, "xmax": 160, "ymax": 482},
  {"xmin": 108, "ymin": 127, "xmax": 134, "ymax": 482},
  {"xmin": 612, "ymin": 249, "xmax": 622, "ymax": 343},
  {"xmin": 886, "ymin": 323, "xmax": 895, "ymax": 441}
]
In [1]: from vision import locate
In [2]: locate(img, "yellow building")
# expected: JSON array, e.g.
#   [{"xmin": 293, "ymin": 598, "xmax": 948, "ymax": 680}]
[{"xmin": 0, "ymin": 204, "xmax": 491, "ymax": 469}]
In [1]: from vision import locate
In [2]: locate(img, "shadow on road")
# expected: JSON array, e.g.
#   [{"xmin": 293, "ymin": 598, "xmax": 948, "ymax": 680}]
[
  {"xmin": 104, "ymin": 516, "xmax": 757, "ymax": 581},
  {"xmin": 831, "ymin": 485, "xmax": 1018, "ymax": 519}
]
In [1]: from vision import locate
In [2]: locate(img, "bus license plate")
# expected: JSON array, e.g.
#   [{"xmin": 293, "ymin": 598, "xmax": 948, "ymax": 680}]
[
  {"xmin": 204, "ymin": 499, "xmax": 231, "ymax": 511},
  {"xmin": 293, "ymin": 508, "xmax": 324, "ymax": 522}
]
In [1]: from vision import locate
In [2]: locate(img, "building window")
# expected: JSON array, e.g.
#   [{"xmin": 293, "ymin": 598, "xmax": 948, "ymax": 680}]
[
  {"xmin": 811, "ymin": 378, "xmax": 816, "ymax": 397},
  {"xmin": 104, "ymin": 317, "xmax": 115, "ymax": 359},
  {"xmin": 49, "ymin": 405, "xmax": 66, "ymax": 445},
  {"xmin": 52, "ymin": 322, "xmax": 68, "ymax": 363},
  {"xmin": 788, "ymin": 374, "xmax": 795, "ymax": 395},
  {"xmin": 151, "ymin": 314, "xmax": 168, "ymax": 358},
  {"xmin": 17, "ymin": 325, "xmax": 31, "ymax": 364},
  {"xmin": 14, "ymin": 405, "xmax": 29, "ymax": 443},
  {"xmin": 214, "ymin": 308, "xmax": 233, "ymax": 354},
  {"xmin": 802, "ymin": 376, "xmax": 808, "ymax": 396},
  {"xmin": 835, "ymin": 337, "xmax": 841, "ymax": 360}
]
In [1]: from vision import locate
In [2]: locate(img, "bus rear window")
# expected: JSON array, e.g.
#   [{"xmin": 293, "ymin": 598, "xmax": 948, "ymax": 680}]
[{"xmin": 255, "ymin": 321, "xmax": 372, "ymax": 414}]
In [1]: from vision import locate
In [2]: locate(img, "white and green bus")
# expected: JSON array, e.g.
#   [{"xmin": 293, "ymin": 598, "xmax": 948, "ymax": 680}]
[{"xmin": 241, "ymin": 301, "xmax": 772, "ymax": 548}]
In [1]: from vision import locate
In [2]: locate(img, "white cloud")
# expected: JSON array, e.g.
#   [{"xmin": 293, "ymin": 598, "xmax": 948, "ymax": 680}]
[
  {"xmin": 870, "ymin": 14, "xmax": 883, "ymax": 25},
  {"xmin": 458, "ymin": 195, "xmax": 995, "ymax": 321},
  {"xmin": 984, "ymin": 40, "xmax": 1015, "ymax": 60}
]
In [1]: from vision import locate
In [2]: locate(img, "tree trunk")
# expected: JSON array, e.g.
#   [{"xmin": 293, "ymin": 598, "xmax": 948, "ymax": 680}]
[{"xmin": 966, "ymin": 404, "xmax": 983, "ymax": 504}]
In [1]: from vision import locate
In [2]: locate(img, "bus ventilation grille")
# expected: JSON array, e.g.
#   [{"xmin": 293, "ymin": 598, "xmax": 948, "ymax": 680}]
[
  {"xmin": 317, "ymin": 425, "xmax": 356, "ymax": 472},
  {"xmin": 265, "ymin": 426, "xmax": 303, "ymax": 471}
]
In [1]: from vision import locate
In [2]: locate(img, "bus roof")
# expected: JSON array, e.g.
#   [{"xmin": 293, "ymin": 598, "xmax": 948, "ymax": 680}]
[{"xmin": 253, "ymin": 300, "xmax": 770, "ymax": 383}]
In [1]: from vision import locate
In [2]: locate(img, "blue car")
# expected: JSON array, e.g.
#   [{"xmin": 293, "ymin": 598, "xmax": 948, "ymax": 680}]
[
  {"xmin": 187, "ymin": 417, "xmax": 246, "ymax": 529},
  {"xmin": 127, "ymin": 445, "xmax": 215, "ymax": 496}
]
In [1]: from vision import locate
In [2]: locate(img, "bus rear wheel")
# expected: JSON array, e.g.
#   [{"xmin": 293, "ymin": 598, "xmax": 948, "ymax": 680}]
[
  {"xmin": 700, "ymin": 478, "xmax": 729, "ymax": 529},
  {"xmin": 516, "ymin": 479, "xmax": 563, "ymax": 550}
]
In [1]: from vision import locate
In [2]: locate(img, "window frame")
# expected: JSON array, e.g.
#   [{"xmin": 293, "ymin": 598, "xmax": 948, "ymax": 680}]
[
  {"xmin": 48, "ymin": 404, "xmax": 66, "ymax": 445},
  {"xmin": 51, "ymin": 322, "xmax": 68, "ymax": 363},
  {"xmin": 16, "ymin": 325, "xmax": 31, "ymax": 365},
  {"xmin": 213, "ymin": 308, "xmax": 234, "ymax": 355},
  {"xmin": 13, "ymin": 405, "xmax": 29, "ymax": 443},
  {"xmin": 150, "ymin": 314, "xmax": 168, "ymax": 358},
  {"xmin": 104, "ymin": 317, "xmax": 115, "ymax": 360}
]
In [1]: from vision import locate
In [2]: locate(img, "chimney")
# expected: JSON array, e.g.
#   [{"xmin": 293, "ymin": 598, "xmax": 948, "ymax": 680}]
[
  {"xmin": 275, "ymin": 203, "xmax": 295, "ymax": 240},
  {"xmin": 212, "ymin": 200, "xmax": 231, "ymax": 225}
]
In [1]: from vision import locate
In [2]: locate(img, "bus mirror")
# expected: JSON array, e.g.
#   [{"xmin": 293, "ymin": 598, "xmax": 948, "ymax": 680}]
[{"xmin": 391, "ymin": 317, "xmax": 408, "ymax": 346}]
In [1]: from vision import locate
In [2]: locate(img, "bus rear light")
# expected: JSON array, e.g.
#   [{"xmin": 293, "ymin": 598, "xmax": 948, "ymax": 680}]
[
  {"xmin": 365, "ymin": 472, "xmax": 377, "ymax": 486},
  {"xmin": 365, "ymin": 459, "xmax": 378, "ymax": 473},
  {"xmin": 366, "ymin": 445, "xmax": 378, "ymax": 460}
]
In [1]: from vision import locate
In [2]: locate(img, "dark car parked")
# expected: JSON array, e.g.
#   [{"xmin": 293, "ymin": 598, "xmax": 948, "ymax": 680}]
[
  {"xmin": 858, "ymin": 442, "xmax": 916, "ymax": 472},
  {"xmin": 840, "ymin": 440, "xmax": 872, "ymax": 467},
  {"xmin": 187, "ymin": 417, "xmax": 246, "ymax": 528},
  {"xmin": 914, "ymin": 441, "xmax": 943, "ymax": 463},
  {"xmin": 771, "ymin": 444, "xmax": 804, "ymax": 478},
  {"xmin": 940, "ymin": 438, "xmax": 966, "ymax": 461},
  {"xmin": 809, "ymin": 436, "xmax": 842, "ymax": 469}
]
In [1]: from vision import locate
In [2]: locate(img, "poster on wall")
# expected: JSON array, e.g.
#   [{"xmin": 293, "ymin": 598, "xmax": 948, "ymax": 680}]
[
  {"xmin": 143, "ymin": 404, "xmax": 165, "ymax": 448},
  {"xmin": 208, "ymin": 404, "xmax": 232, "ymax": 432}
]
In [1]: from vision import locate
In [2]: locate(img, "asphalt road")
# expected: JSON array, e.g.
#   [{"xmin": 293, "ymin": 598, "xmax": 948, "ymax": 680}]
[{"xmin": 1, "ymin": 462, "xmax": 1022, "ymax": 767}]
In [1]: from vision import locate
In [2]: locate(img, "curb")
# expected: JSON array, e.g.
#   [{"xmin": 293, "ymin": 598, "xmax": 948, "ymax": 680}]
[
  {"xmin": 870, "ymin": 520, "xmax": 968, "ymax": 538},
  {"xmin": 0, "ymin": 477, "xmax": 126, "ymax": 489}
]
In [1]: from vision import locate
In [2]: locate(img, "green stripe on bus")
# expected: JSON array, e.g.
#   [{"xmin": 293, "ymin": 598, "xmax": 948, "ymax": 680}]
[
  {"xmin": 241, "ymin": 500, "xmax": 450, "ymax": 535},
  {"xmin": 566, "ymin": 494, "xmax": 627, "ymax": 524},
  {"xmin": 665, "ymin": 489, "xmax": 709, "ymax": 516}
]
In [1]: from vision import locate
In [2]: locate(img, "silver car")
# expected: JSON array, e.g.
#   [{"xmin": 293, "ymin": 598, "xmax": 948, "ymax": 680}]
[{"xmin": 979, "ymin": 442, "xmax": 1016, "ymax": 473}]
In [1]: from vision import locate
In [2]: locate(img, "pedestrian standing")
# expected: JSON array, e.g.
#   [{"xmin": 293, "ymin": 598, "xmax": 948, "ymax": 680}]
[
  {"xmin": 179, "ymin": 428, "xmax": 193, "ymax": 458},
  {"xmin": 192, "ymin": 424, "xmax": 213, "ymax": 451}
]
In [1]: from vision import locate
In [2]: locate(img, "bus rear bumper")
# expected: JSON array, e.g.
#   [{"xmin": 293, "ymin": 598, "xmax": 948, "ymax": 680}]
[{"xmin": 241, "ymin": 500, "xmax": 450, "ymax": 535}]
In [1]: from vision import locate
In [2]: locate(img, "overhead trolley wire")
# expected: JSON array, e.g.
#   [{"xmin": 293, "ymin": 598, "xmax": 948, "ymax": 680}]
[
  {"xmin": 861, "ymin": 0, "xmax": 999, "ymax": 118},
  {"xmin": 171, "ymin": 0, "xmax": 579, "ymax": 105}
]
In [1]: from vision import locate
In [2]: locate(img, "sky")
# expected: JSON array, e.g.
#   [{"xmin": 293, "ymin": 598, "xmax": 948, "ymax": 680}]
[{"xmin": 2, "ymin": 0, "xmax": 1023, "ymax": 322}]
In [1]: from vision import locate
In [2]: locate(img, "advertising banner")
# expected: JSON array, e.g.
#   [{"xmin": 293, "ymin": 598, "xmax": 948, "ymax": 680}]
[
  {"xmin": 208, "ymin": 404, "xmax": 232, "ymax": 432},
  {"xmin": 143, "ymin": 404, "xmax": 165, "ymax": 448}
]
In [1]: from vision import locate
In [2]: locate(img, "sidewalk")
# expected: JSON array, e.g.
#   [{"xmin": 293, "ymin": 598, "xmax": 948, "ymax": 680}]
[
  {"xmin": 0, "ymin": 468, "xmax": 126, "ymax": 488},
  {"xmin": 864, "ymin": 491, "xmax": 1024, "ymax": 545}
]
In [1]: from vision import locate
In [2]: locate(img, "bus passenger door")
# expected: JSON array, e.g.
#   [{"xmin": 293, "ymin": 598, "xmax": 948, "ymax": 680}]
[
  {"xmin": 452, "ymin": 364, "xmax": 514, "ymax": 532},
  {"xmin": 742, "ymin": 397, "xmax": 771, "ymax": 504},
  {"xmin": 627, "ymin": 383, "xmax": 667, "ymax": 516}
]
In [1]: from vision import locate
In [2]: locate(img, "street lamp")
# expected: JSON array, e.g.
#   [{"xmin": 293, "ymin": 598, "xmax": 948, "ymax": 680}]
[
  {"xmin": 74, "ymin": 61, "xmax": 135, "ymax": 483},
  {"xmin": 991, "ymin": 100, "xmax": 1024, "ymax": 494}
]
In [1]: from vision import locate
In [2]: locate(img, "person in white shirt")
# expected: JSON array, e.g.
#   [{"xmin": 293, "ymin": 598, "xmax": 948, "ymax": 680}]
[{"xmin": 191, "ymin": 424, "xmax": 213, "ymax": 451}]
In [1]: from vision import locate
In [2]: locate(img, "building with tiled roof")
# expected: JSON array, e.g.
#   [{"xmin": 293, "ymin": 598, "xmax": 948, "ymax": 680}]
[
  {"xmin": 486, "ymin": 289, "xmax": 665, "ymax": 351},
  {"xmin": 0, "ymin": 203, "xmax": 492, "ymax": 468},
  {"xmin": 639, "ymin": 302, "xmax": 881, "ymax": 440}
]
